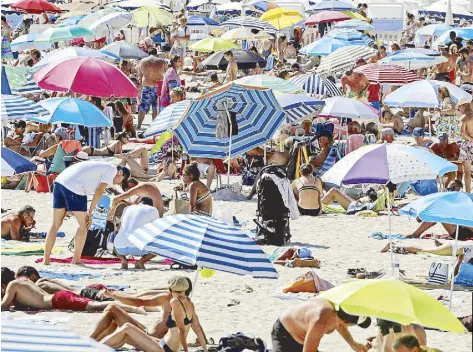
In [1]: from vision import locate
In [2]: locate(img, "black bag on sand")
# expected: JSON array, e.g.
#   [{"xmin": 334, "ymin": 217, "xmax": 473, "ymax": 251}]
[
  {"xmin": 217, "ymin": 333, "xmax": 266, "ymax": 352},
  {"xmin": 68, "ymin": 221, "xmax": 114, "ymax": 257}
]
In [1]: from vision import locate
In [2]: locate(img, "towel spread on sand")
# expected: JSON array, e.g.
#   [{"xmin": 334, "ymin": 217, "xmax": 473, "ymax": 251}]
[
  {"xmin": 39, "ymin": 270, "xmax": 103, "ymax": 281},
  {"xmin": 1, "ymin": 245, "xmax": 64, "ymax": 256},
  {"xmin": 35, "ymin": 256, "xmax": 141, "ymax": 264},
  {"xmin": 371, "ymin": 232, "xmax": 406, "ymax": 240}
]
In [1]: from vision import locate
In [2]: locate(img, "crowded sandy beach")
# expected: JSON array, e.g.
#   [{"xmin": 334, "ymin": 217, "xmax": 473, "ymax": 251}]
[{"xmin": 1, "ymin": 0, "xmax": 473, "ymax": 350}]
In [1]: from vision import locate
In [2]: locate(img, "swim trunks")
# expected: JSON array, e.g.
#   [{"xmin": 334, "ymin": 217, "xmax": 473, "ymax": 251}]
[
  {"xmin": 271, "ymin": 319, "xmax": 303, "ymax": 352},
  {"xmin": 139, "ymin": 86, "xmax": 158, "ymax": 113},
  {"xmin": 52, "ymin": 182, "xmax": 87, "ymax": 212},
  {"xmin": 51, "ymin": 290, "xmax": 94, "ymax": 311},
  {"xmin": 298, "ymin": 206, "xmax": 321, "ymax": 217},
  {"xmin": 459, "ymin": 140, "xmax": 473, "ymax": 162}
]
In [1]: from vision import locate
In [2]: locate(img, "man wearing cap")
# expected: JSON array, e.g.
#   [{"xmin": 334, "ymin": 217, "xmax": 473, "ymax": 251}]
[
  {"xmin": 44, "ymin": 162, "xmax": 131, "ymax": 265},
  {"xmin": 309, "ymin": 130, "xmax": 334, "ymax": 172},
  {"xmin": 3, "ymin": 121, "xmax": 26, "ymax": 153},
  {"xmin": 458, "ymin": 97, "xmax": 473, "ymax": 193},
  {"xmin": 432, "ymin": 133, "xmax": 460, "ymax": 187},
  {"xmin": 271, "ymin": 297, "xmax": 369, "ymax": 352}
]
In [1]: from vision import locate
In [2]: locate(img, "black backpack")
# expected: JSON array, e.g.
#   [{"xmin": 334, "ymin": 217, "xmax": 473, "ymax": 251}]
[
  {"xmin": 68, "ymin": 221, "xmax": 114, "ymax": 257},
  {"xmin": 217, "ymin": 333, "xmax": 266, "ymax": 352}
]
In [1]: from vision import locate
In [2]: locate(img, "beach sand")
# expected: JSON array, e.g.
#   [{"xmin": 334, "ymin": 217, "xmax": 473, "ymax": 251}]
[{"xmin": 2, "ymin": 178, "xmax": 472, "ymax": 351}]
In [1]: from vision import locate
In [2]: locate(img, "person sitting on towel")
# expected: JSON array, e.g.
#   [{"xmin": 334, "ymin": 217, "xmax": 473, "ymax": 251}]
[
  {"xmin": 1, "ymin": 205, "xmax": 36, "ymax": 241},
  {"xmin": 0, "ymin": 268, "xmax": 145, "ymax": 314},
  {"xmin": 292, "ymin": 163, "xmax": 322, "ymax": 217},
  {"xmin": 272, "ymin": 297, "xmax": 370, "ymax": 352},
  {"xmin": 114, "ymin": 197, "xmax": 160, "ymax": 270},
  {"xmin": 182, "ymin": 163, "xmax": 213, "ymax": 216},
  {"xmin": 112, "ymin": 178, "xmax": 164, "ymax": 217}
]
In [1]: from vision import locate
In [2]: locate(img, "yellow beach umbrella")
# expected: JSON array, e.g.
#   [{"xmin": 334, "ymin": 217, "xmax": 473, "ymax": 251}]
[
  {"xmin": 189, "ymin": 37, "xmax": 240, "ymax": 53},
  {"xmin": 340, "ymin": 10, "xmax": 370, "ymax": 22},
  {"xmin": 260, "ymin": 8, "xmax": 303, "ymax": 30},
  {"xmin": 132, "ymin": 6, "xmax": 172, "ymax": 28},
  {"xmin": 320, "ymin": 279, "xmax": 465, "ymax": 333}
]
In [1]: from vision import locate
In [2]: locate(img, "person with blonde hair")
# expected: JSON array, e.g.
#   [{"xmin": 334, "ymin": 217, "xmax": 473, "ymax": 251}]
[{"xmin": 101, "ymin": 276, "xmax": 208, "ymax": 352}]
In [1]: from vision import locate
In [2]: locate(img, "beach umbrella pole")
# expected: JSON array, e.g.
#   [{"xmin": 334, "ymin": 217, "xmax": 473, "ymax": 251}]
[
  {"xmin": 386, "ymin": 187, "xmax": 394, "ymax": 276},
  {"xmin": 190, "ymin": 266, "xmax": 200, "ymax": 299},
  {"xmin": 449, "ymin": 225, "xmax": 459, "ymax": 310},
  {"xmin": 225, "ymin": 105, "xmax": 232, "ymax": 186}
]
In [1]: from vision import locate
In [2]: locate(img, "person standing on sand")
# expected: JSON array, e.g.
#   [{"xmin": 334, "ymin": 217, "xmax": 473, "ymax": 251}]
[
  {"xmin": 43, "ymin": 162, "xmax": 130, "ymax": 265},
  {"xmin": 224, "ymin": 51, "xmax": 238, "ymax": 83},
  {"xmin": 137, "ymin": 56, "xmax": 167, "ymax": 129},
  {"xmin": 458, "ymin": 98, "xmax": 473, "ymax": 193},
  {"xmin": 271, "ymin": 298, "xmax": 370, "ymax": 352}
]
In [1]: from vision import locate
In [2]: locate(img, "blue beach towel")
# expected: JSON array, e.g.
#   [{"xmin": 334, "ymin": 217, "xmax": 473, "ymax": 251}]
[{"xmin": 371, "ymin": 232, "xmax": 406, "ymax": 240}]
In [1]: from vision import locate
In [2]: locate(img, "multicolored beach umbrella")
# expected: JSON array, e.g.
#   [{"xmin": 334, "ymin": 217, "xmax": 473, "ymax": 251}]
[
  {"xmin": 174, "ymin": 82, "xmax": 285, "ymax": 159},
  {"xmin": 128, "ymin": 214, "xmax": 279, "ymax": 279}
]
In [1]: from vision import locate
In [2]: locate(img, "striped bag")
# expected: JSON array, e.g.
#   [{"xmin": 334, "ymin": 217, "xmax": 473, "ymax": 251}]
[{"xmin": 427, "ymin": 262, "xmax": 449, "ymax": 285}]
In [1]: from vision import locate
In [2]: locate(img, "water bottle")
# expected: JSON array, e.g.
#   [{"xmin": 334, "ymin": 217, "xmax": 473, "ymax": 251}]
[{"xmin": 392, "ymin": 255, "xmax": 400, "ymax": 279}]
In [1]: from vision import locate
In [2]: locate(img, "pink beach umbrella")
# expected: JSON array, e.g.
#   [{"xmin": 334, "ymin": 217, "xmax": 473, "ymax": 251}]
[
  {"xmin": 33, "ymin": 57, "xmax": 138, "ymax": 97},
  {"xmin": 304, "ymin": 10, "xmax": 350, "ymax": 26}
]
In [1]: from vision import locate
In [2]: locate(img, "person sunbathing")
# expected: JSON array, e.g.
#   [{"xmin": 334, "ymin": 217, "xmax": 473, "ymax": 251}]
[
  {"xmin": 272, "ymin": 297, "xmax": 369, "ymax": 352},
  {"xmin": 183, "ymin": 162, "xmax": 213, "ymax": 216},
  {"xmin": 381, "ymin": 238, "xmax": 472, "ymax": 257},
  {"xmin": 0, "ymin": 274, "xmax": 146, "ymax": 314},
  {"xmin": 3, "ymin": 121, "xmax": 26, "ymax": 154},
  {"xmin": 100, "ymin": 276, "xmax": 208, "ymax": 352},
  {"xmin": 116, "ymin": 147, "xmax": 154, "ymax": 180},
  {"xmin": 112, "ymin": 179, "xmax": 164, "ymax": 217},
  {"xmin": 393, "ymin": 334, "xmax": 441, "ymax": 352},
  {"xmin": 82, "ymin": 132, "xmax": 129, "ymax": 156},
  {"xmin": 91, "ymin": 278, "xmax": 192, "ymax": 342},
  {"xmin": 1, "ymin": 205, "xmax": 36, "ymax": 241},
  {"xmin": 292, "ymin": 163, "xmax": 322, "ymax": 216},
  {"xmin": 156, "ymin": 152, "xmax": 179, "ymax": 181}
]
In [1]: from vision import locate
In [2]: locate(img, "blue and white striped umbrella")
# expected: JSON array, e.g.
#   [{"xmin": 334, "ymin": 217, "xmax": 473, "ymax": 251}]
[
  {"xmin": 174, "ymin": 83, "xmax": 285, "ymax": 159},
  {"xmin": 1, "ymin": 147, "xmax": 37, "ymax": 176},
  {"xmin": 308, "ymin": 0, "xmax": 355, "ymax": 12},
  {"xmin": 1, "ymin": 94, "xmax": 49, "ymax": 120},
  {"xmin": 221, "ymin": 16, "xmax": 277, "ymax": 34},
  {"xmin": 275, "ymin": 93, "xmax": 324, "ymax": 122},
  {"xmin": 289, "ymin": 73, "xmax": 343, "ymax": 97},
  {"xmin": 188, "ymin": 15, "xmax": 219, "ymax": 26},
  {"xmin": 1, "ymin": 320, "xmax": 113, "ymax": 352},
  {"xmin": 128, "ymin": 214, "xmax": 279, "ymax": 279},
  {"xmin": 324, "ymin": 29, "xmax": 374, "ymax": 46},
  {"xmin": 333, "ymin": 19, "xmax": 375, "ymax": 31},
  {"xmin": 144, "ymin": 100, "xmax": 190, "ymax": 137}
]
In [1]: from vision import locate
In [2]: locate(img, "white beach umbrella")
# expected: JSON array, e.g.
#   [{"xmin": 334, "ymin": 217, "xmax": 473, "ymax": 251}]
[
  {"xmin": 319, "ymin": 96, "xmax": 378, "ymax": 119},
  {"xmin": 87, "ymin": 12, "xmax": 133, "ymax": 40},
  {"xmin": 221, "ymin": 27, "xmax": 270, "ymax": 40},
  {"xmin": 445, "ymin": 0, "xmax": 454, "ymax": 25}
]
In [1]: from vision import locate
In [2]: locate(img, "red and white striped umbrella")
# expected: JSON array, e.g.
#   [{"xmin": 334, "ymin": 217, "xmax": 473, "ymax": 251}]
[{"xmin": 354, "ymin": 64, "xmax": 421, "ymax": 85}]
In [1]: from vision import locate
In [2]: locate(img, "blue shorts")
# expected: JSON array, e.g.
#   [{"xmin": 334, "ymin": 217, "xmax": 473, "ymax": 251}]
[
  {"xmin": 139, "ymin": 86, "xmax": 158, "ymax": 113},
  {"xmin": 369, "ymin": 101, "xmax": 380, "ymax": 111},
  {"xmin": 53, "ymin": 182, "xmax": 88, "ymax": 212}
]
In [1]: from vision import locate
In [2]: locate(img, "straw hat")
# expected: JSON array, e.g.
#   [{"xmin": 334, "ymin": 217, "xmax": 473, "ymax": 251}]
[{"xmin": 168, "ymin": 276, "xmax": 190, "ymax": 292}]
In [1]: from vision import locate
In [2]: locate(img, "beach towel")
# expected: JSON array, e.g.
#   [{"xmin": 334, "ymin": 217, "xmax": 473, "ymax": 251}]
[
  {"xmin": 322, "ymin": 204, "xmax": 347, "ymax": 214},
  {"xmin": 38, "ymin": 270, "xmax": 103, "ymax": 281},
  {"xmin": 371, "ymin": 232, "xmax": 406, "ymax": 240},
  {"xmin": 34, "ymin": 256, "xmax": 141, "ymax": 265},
  {"xmin": 454, "ymin": 263, "xmax": 473, "ymax": 287},
  {"xmin": 87, "ymin": 128, "xmax": 101, "ymax": 149},
  {"xmin": 1, "ymin": 245, "xmax": 64, "ymax": 256}
]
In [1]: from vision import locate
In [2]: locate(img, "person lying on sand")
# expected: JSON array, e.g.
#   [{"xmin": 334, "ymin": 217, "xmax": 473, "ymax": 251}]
[
  {"xmin": 393, "ymin": 334, "xmax": 441, "ymax": 352},
  {"xmin": 272, "ymin": 297, "xmax": 370, "ymax": 352},
  {"xmin": 1, "ymin": 270, "xmax": 146, "ymax": 314},
  {"xmin": 270, "ymin": 247, "xmax": 320, "ymax": 268},
  {"xmin": 91, "ymin": 277, "xmax": 193, "ymax": 341},
  {"xmin": 82, "ymin": 132, "xmax": 129, "ymax": 157},
  {"xmin": 99, "ymin": 276, "xmax": 208, "ymax": 352},
  {"xmin": 1, "ymin": 205, "xmax": 36, "ymax": 241},
  {"xmin": 112, "ymin": 179, "xmax": 164, "ymax": 218},
  {"xmin": 116, "ymin": 147, "xmax": 154, "ymax": 180}
]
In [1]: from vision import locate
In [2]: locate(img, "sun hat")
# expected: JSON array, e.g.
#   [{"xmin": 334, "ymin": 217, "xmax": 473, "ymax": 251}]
[
  {"xmin": 74, "ymin": 151, "xmax": 89, "ymax": 161},
  {"xmin": 412, "ymin": 127, "xmax": 425, "ymax": 137},
  {"xmin": 168, "ymin": 276, "xmax": 190, "ymax": 292},
  {"xmin": 54, "ymin": 127, "xmax": 69, "ymax": 141}
]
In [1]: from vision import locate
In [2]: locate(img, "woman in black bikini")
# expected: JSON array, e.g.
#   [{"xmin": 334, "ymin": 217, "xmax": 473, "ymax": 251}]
[
  {"xmin": 101, "ymin": 276, "xmax": 208, "ymax": 352},
  {"xmin": 183, "ymin": 162, "xmax": 213, "ymax": 216},
  {"xmin": 291, "ymin": 163, "xmax": 322, "ymax": 216},
  {"xmin": 82, "ymin": 132, "xmax": 129, "ymax": 156}
]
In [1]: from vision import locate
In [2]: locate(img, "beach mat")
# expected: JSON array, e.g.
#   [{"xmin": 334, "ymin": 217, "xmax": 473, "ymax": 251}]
[{"xmin": 1, "ymin": 246, "xmax": 64, "ymax": 256}]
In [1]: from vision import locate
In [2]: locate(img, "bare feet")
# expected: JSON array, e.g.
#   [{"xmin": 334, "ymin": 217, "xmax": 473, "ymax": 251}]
[
  {"xmin": 120, "ymin": 261, "xmax": 129, "ymax": 270},
  {"xmin": 135, "ymin": 261, "xmax": 146, "ymax": 270}
]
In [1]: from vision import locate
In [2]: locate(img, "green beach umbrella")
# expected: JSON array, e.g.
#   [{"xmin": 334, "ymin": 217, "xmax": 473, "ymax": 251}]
[
  {"xmin": 2, "ymin": 65, "xmax": 28, "ymax": 89},
  {"xmin": 34, "ymin": 25, "xmax": 95, "ymax": 43}
]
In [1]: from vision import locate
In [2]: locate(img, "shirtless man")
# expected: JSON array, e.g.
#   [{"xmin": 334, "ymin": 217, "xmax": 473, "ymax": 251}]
[
  {"xmin": 271, "ymin": 298, "xmax": 369, "ymax": 352},
  {"xmin": 112, "ymin": 180, "xmax": 164, "ymax": 218},
  {"xmin": 224, "ymin": 51, "xmax": 238, "ymax": 83},
  {"xmin": 433, "ymin": 46, "xmax": 451, "ymax": 81},
  {"xmin": 458, "ymin": 97, "xmax": 473, "ymax": 193},
  {"xmin": 137, "ymin": 56, "xmax": 166, "ymax": 129},
  {"xmin": 456, "ymin": 48, "xmax": 473, "ymax": 85},
  {"xmin": 3, "ymin": 121, "xmax": 26, "ymax": 153},
  {"xmin": 1, "ymin": 274, "xmax": 145, "ymax": 314},
  {"xmin": 380, "ymin": 110, "xmax": 404, "ymax": 135},
  {"xmin": 341, "ymin": 70, "xmax": 370, "ymax": 102},
  {"xmin": 1, "ymin": 205, "xmax": 35, "ymax": 241},
  {"xmin": 369, "ymin": 45, "xmax": 387, "ymax": 64},
  {"xmin": 448, "ymin": 44, "xmax": 459, "ymax": 83}
]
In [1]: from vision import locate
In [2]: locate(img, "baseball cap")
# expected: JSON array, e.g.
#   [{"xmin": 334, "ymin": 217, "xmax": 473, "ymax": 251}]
[
  {"xmin": 439, "ymin": 132, "xmax": 448, "ymax": 141},
  {"xmin": 381, "ymin": 127, "xmax": 394, "ymax": 136},
  {"xmin": 54, "ymin": 127, "xmax": 69, "ymax": 140},
  {"xmin": 13, "ymin": 120, "xmax": 26, "ymax": 129},
  {"xmin": 74, "ymin": 151, "xmax": 89, "ymax": 161},
  {"xmin": 412, "ymin": 127, "xmax": 425, "ymax": 137}
]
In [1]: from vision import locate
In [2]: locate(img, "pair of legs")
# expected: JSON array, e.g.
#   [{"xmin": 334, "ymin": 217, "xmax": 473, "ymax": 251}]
[
  {"xmin": 407, "ymin": 221, "xmax": 458, "ymax": 239},
  {"xmin": 101, "ymin": 323, "xmax": 165, "ymax": 352},
  {"xmin": 321, "ymin": 188, "xmax": 353, "ymax": 210},
  {"xmin": 44, "ymin": 208, "xmax": 88, "ymax": 265},
  {"xmin": 381, "ymin": 239, "xmax": 463, "ymax": 256},
  {"xmin": 157, "ymin": 162, "xmax": 177, "ymax": 181},
  {"xmin": 138, "ymin": 109, "xmax": 158, "ymax": 130},
  {"xmin": 117, "ymin": 148, "xmax": 152, "ymax": 180},
  {"xmin": 116, "ymin": 252, "xmax": 157, "ymax": 270},
  {"xmin": 203, "ymin": 164, "xmax": 216, "ymax": 189},
  {"xmin": 4, "ymin": 137, "xmax": 22, "ymax": 154},
  {"xmin": 463, "ymin": 161, "xmax": 472, "ymax": 193}
]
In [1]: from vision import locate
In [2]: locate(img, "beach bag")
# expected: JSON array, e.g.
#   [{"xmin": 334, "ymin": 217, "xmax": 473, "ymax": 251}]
[
  {"xmin": 217, "ymin": 332, "xmax": 266, "ymax": 352},
  {"xmin": 427, "ymin": 262, "xmax": 449, "ymax": 285},
  {"xmin": 454, "ymin": 263, "xmax": 473, "ymax": 287},
  {"xmin": 69, "ymin": 221, "xmax": 114, "ymax": 257},
  {"xmin": 168, "ymin": 191, "xmax": 190, "ymax": 215},
  {"xmin": 282, "ymin": 270, "xmax": 333, "ymax": 293}
]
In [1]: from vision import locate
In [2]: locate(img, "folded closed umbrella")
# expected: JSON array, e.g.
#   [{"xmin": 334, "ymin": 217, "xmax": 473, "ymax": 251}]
[
  {"xmin": 189, "ymin": 37, "xmax": 240, "ymax": 53},
  {"xmin": 11, "ymin": 0, "xmax": 61, "ymax": 13},
  {"xmin": 201, "ymin": 49, "xmax": 266, "ymax": 70},
  {"xmin": 34, "ymin": 25, "xmax": 95, "ymax": 43},
  {"xmin": 33, "ymin": 57, "xmax": 138, "ymax": 98},
  {"xmin": 1, "ymin": 147, "xmax": 37, "ymax": 176},
  {"xmin": 320, "ymin": 279, "xmax": 465, "ymax": 333},
  {"xmin": 1, "ymin": 94, "xmax": 49, "ymax": 120},
  {"xmin": 30, "ymin": 97, "xmax": 112, "ymax": 127},
  {"xmin": 101, "ymin": 41, "xmax": 147, "ymax": 59},
  {"xmin": 128, "ymin": 214, "xmax": 279, "ymax": 279}
]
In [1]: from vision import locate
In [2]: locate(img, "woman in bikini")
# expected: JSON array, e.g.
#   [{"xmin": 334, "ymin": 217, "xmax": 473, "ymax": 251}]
[
  {"xmin": 292, "ymin": 164, "xmax": 322, "ymax": 216},
  {"xmin": 183, "ymin": 162, "xmax": 213, "ymax": 216},
  {"xmin": 82, "ymin": 132, "xmax": 130, "ymax": 156},
  {"xmin": 101, "ymin": 276, "xmax": 208, "ymax": 352},
  {"xmin": 115, "ymin": 101, "xmax": 136, "ymax": 138}
]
